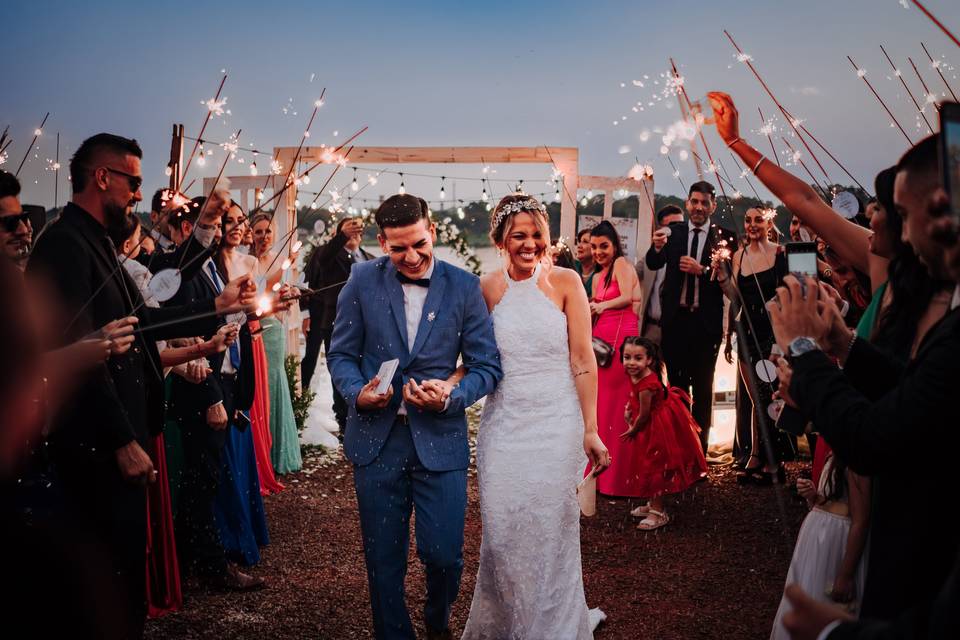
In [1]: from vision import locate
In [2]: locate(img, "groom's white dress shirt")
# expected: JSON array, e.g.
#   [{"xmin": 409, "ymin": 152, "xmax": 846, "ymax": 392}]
[{"xmin": 396, "ymin": 259, "xmax": 436, "ymax": 416}]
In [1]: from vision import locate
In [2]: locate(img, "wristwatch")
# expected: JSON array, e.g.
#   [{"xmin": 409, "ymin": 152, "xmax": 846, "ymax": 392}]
[{"xmin": 788, "ymin": 336, "xmax": 821, "ymax": 358}]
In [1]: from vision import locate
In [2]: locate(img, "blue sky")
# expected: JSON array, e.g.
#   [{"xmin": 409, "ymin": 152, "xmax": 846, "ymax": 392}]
[{"xmin": 3, "ymin": 0, "xmax": 959, "ymax": 207}]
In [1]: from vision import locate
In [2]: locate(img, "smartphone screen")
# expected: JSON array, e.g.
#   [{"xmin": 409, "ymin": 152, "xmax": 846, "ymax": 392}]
[
  {"xmin": 940, "ymin": 102, "xmax": 960, "ymax": 220},
  {"xmin": 786, "ymin": 242, "xmax": 818, "ymax": 279}
]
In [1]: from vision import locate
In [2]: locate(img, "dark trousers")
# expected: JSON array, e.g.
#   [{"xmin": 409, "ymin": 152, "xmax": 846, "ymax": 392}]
[
  {"xmin": 52, "ymin": 450, "xmax": 148, "ymax": 638},
  {"xmin": 354, "ymin": 422, "xmax": 467, "ymax": 639},
  {"xmin": 302, "ymin": 326, "xmax": 347, "ymax": 428},
  {"xmin": 174, "ymin": 376, "xmax": 234, "ymax": 579},
  {"xmin": 661, "ymin": 309, "xmax": 722, "ymax": 452},
  {"xmin": 300, "ymin": 323, "xmax": 325, "ymax": 390}
]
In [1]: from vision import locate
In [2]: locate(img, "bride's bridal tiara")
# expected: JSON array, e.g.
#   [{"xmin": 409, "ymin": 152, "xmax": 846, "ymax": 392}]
[{"xmin": 492, "ymin": 198, "xmax": 547, "ymax": 229}]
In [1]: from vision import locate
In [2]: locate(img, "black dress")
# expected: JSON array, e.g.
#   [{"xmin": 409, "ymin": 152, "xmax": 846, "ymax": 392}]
[{"xmin": 733, "ymin": 250, "xmax": 796, "ymax": 463}]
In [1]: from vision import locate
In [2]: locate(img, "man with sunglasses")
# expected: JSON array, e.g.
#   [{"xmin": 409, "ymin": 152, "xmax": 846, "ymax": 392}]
[
  {"xmin": 26, "ymin": 133, "xmax": 256, "ymax": 638},
  {"xmin": 0, "ymin": 170, "xmax": 32, "ymax": 270}
]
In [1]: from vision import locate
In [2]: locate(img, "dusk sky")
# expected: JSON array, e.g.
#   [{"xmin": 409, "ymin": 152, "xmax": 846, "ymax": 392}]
[{"xmin": 4, "ymin": 0, "xmax": 959, "ymax": 209}]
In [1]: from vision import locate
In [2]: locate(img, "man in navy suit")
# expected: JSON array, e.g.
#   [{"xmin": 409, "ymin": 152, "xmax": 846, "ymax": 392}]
[{"xmin": 329, "ymin": 194, "xmax": 502, "ymax": 640}]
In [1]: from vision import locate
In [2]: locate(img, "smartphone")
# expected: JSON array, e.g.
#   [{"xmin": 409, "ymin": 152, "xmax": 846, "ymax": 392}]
[
  {"xmin": 939, "ymin": 101, "xmax": 960, "ymax": 221},
  {"xmin": 786, "ymin": 242, "xmax": 819, "ymax": 294}
]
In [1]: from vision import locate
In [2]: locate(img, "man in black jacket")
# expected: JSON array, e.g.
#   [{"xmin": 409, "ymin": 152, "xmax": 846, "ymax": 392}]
[
  {"xmin": 26, "ymin": 133, "xmax": 255, "ymax": 637},
  {"xmin": 645, "ymin": 181, "xmax": 737, "ymax": 451},
  {"xmin": 300, "ymin": 216, "xmax": 374, "ymax": 425},
  {"xmin": 769, "ymin": 134, "xmax": 960, "ymax": 639}
]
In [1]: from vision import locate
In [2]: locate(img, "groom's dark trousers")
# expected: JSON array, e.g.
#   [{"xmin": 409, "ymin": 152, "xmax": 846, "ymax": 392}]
[
  {"xmin": 328, "ymin": 256, "xmax": 501, "ymax": 640},
  {"xmin": 354, "ymin": 418, "xmax": 467, "ymax": 638}
]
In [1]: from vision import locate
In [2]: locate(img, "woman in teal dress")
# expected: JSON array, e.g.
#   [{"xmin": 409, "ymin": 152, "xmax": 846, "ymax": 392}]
[{"xmin": 251, "ymin": 214, "xmax": 303, "ymax": 475}]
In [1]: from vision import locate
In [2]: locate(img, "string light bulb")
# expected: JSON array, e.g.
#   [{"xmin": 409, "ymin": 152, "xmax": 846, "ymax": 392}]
[
  {"xmin": 481, "ymin": 180, "xmax": 489, "ymax": 202},
  {"xmin": 554, "ymin": 188, "xmax": 561, "ymax": 202},
  {"xmin": 439, "ymin": 176, "xmax": 446, "ymax": 200},
  {"xmin": 398, "ymin": 172, "xmax": 405, "ymax": 195},
  {"xmin": 249, "ymin": 161, "xmax": 258, "ymax": 176},
  {"xmin": 517, "ymin": 180, "xmax": 524, "ymax": 194},
  {"xmin": 457, "ymin": 206, "xmax": 465, "ymax": 219},
  {"xmin": 196, "ymin": 143, "xmax": 206, "ymax": 166},
  {"xmin": 351, "ymin": 168, "xmax": 359, "ymax": 192},
  {"xmin": 164, "ymin": 164, "xmax": 173, "ymax": 177}
]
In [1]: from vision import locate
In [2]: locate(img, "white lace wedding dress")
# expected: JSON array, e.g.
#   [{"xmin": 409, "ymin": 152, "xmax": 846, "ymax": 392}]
[{"xmin": 462, "ymin": 264, "xmax": 605, "ymax": 640}]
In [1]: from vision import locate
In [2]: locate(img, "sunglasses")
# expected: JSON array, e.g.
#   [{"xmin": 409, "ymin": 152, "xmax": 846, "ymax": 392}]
[
  {"xmin": 104, "ymin": 167, "xmax": 143, "ymax": 192},
  {"xmin": 0, "ymin": 212, "xmax": 31, "ymax": 233}
]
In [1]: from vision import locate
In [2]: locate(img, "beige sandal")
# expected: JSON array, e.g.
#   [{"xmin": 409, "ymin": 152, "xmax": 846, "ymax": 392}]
[
  {"xmin": 637, "ymin": 509, "xmax": 670, "ymax": 531},
  {"xmin": 630, "ymin": 503, "xmax": 651, "ymax": 517}
]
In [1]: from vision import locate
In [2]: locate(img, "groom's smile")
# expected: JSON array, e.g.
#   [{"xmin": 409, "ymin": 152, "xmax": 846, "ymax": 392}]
[{"xmin": 378, "ymin": 216, "xmax": 437, "ymax": 280}]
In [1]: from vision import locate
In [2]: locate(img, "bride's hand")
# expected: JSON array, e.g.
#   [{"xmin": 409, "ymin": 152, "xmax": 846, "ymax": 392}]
[{"xmin": 583, "ymin": 431, "xmax": 611, "ymax": 471}]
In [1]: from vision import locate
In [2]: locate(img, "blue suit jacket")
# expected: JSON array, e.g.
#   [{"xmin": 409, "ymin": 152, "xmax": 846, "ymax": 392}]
[{"xmin": 328, "ymin": 257, "xmax": 502, "ymax": 471}]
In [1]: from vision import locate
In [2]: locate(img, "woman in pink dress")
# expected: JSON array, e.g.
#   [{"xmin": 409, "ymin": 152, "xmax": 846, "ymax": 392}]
[{"xmin": 588, "ymin": 220, "xmax": 641, "ymax": 496}]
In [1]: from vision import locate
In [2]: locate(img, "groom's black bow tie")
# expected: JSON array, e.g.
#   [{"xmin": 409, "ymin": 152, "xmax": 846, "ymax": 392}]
[{"xmin": 396, "ymin": 272, "xmax": 431, "ymax": 288}]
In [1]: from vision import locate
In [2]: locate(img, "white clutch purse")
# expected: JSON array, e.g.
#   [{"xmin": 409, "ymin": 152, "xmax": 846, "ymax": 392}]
[{"xmin": 577, "ymin": 467, "xmax": 604, "ymax": 517}]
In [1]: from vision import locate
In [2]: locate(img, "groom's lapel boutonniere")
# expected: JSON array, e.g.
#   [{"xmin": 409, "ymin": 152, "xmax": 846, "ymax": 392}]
[{"xmin": 427, "ymin": 311, "xmax": 436, "ymax": 322}]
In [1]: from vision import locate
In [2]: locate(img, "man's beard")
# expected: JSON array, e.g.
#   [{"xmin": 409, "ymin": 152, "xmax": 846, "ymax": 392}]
[{"xmin": 103, "ymin": 201, "xmax": 129, "ymax": 244}]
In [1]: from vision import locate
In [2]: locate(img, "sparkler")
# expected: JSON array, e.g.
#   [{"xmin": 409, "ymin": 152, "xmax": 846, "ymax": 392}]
[
  {"xmin": 14, "ymin": 112, "xmax": 49, "ymax": 177},
  {"xmin": 908, "ymin": 56, "xmax": 941, "ymax": 114},
  {"xmin": 0, "ymin": 126, "xmax": 11, "ymax": 166},
  {"xmin": 251, "ymin": 125, "xmax": 367, "ymax": 217},
  {"xmin": 757, "ymin": 108, "xmax": 780, "ymax": 167},
  {"xmin": 920, "ymin": 42, "xmax": 958, "ymax": 102},
  {"xmin": 724, "ymin": 31, "xmax": 834, "ymax": 185},
  {"xmin": 178, "ymin": 73, "xmax": 227, "ymax": 192},
  {"xmin": 665, "ymin": 154, "xmax": 686, "ymax": 193},
  {"xmin": 54, "ymin": 132, "xmax": 60, "ymax": 209},
  {"xmin": 881, "ymin": 45, "xmax": 934, "ymax": 133},
  {"xmin": 909, "ymin": 1, "xmax": 960, "ymax": 50},
  {"xmin": 780, "ymin": 136, "xmax": 830, "ymax": 200},
  {"xmin": 847, "ymin": 56, "xmax": 913, "ymax": 144},
  {"xmin": 669, "ymin": 57, "xmax": 734, "ymax": 215},
  {"xmin": 263, "ymin": 88, "xmax": 326, "ymax": 196}
]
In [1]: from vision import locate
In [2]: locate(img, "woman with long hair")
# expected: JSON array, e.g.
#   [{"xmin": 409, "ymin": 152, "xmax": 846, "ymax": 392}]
[
  {"xmin": 249, "ymin": 213, "xmax": 302, "ymax": 475},
  {"xmin": 589, "ymin": 220, "xmax": 641, "ymax": 496},
  {"xmin": 715, "ymin": 208, "xmax": 796, "ymax": 484},
  {"xmin": 211, "ymin": 201, "xmax": 274, "ymax": 567}
]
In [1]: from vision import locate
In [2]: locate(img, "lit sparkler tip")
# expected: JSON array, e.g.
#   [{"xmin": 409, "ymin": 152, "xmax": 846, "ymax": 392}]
[
  {"xmin": 281, "ymin": 258, "xmax": 292, "ymax": 271},
  {"xmin": 856, "ymin": 68, "xmax": 867, "ymax": 78},
  {"xmin": 272, "ymin": 282, "xmax": 282, "ymax": 292},
  {"xmin": 34, "ymin": 128, "xmax": 43, "ymax": 136},
  {"xmin": 736, "ymin": 53, "xmax": 753, "ymax": 63},
  {"xmin": 314, "ymin": 99, "xmax": 325, "ymax": 108}
]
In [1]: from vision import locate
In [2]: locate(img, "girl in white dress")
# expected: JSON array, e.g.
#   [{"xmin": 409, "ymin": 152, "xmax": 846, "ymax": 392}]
[
  {"xmin": 770, "ymin": 453, "xmax": 871, "ymax": 639},
  {"xmin": 462, "ymin": 195, "xmax": 610, "ymax": 640}
]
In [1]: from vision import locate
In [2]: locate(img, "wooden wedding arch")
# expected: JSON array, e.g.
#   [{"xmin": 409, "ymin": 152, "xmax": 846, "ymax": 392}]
[{"xmin": 203, "ymin": 145, "xmax": 656, "ymax": 354}]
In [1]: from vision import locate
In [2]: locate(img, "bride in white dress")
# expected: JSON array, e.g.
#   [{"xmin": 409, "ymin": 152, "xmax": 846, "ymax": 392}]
[{"xmin": 462, "ymin": 195, "xmax": 611, "ymax": 640}]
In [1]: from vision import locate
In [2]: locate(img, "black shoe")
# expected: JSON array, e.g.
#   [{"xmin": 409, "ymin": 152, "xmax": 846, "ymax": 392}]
[{"xmin": 425, "ymin": 628, "xmax": 453, "ymax": 640}]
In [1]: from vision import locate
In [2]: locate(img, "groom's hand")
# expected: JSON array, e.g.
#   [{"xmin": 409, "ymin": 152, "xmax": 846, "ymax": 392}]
[
  {"xmin": 356, "ymin": 376, "xmax": 393, "ymax": 411},
  {"xmin": 403, "ymin": 379, "xmax": 447, "ymax": 412}
]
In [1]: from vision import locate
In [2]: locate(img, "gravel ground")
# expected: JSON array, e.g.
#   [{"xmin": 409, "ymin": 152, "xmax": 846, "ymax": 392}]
[{"xmin": 145, "ymin": 441, "xmax": 808, "ymax": 640}]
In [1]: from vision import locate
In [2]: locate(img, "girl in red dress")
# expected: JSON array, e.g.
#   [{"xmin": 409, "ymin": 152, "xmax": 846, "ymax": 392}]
[{"xmin": 620, "ymin": 337, "xmax": 708, "ymax": 530}]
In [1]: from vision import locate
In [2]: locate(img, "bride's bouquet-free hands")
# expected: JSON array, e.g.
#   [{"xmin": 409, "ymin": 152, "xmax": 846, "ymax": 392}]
[{"xmin": 583, "ymin": 431, "xmax": 611, "ymax": 473}]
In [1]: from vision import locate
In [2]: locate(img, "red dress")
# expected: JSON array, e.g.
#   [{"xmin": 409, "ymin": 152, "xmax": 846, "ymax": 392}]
[
  {"xmin": 622, "ymin": 373, "xmax": 708, "ymax": 498},
  {"xmin": 145, "ymin": 434, "xmax": 181, "ymax": 617},
  {"xmin": 250, "ymin": 320, "xmax": 284, "ymax": 496},
  {"xmin": 592, "ymin": 273, "xmax": 640, "ymax": 496}
]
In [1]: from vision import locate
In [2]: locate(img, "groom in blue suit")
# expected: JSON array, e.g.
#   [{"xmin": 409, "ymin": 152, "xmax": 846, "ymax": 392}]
[{"xmin": 328, "ymin": 194, "xmax": 502, "ymax": 640}]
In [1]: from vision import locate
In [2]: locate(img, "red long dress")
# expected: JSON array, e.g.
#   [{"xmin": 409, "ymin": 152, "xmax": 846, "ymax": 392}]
[
  {"xmin": 621, "ymin": 372, "xmax": 708, "ymax": 498},
  {"xmin": 145, "ymin": 434, "xmax": 182, "ymax": 617},
  {"xmin": 592, "ymin": 272, "xmax": 641, "ymax": 496},
  {"xmin": 249, "ymin": 320, "xmax": 284, "ymax": 495}
]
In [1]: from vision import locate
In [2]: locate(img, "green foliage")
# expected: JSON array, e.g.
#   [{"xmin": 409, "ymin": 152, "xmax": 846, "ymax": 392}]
[{"xmin": 285, "ymin": 354, "xmax": 315, "ymax": 433}]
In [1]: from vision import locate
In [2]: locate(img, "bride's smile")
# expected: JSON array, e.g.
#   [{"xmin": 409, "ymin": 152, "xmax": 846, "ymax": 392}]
[{"xmin": 502, "ymin": 212, "xmax": 547, "ymax": 278}]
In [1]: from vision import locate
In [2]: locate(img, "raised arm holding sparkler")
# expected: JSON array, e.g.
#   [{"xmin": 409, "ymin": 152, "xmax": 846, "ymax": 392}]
[{"xmin": 708, "ymin": 91, "xmax": 888, "ymax": 291}]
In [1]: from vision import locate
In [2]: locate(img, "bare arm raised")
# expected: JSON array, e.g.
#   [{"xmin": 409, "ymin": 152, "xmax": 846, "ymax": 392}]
[{"xmin": 708, "ymin": 91, "xmax": 887, "ymax": 290}]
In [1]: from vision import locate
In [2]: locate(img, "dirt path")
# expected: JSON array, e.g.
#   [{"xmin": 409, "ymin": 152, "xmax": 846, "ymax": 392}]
[{"xmin": 146, "ymin": 448, "xmax": 807, "ymax": 639}]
